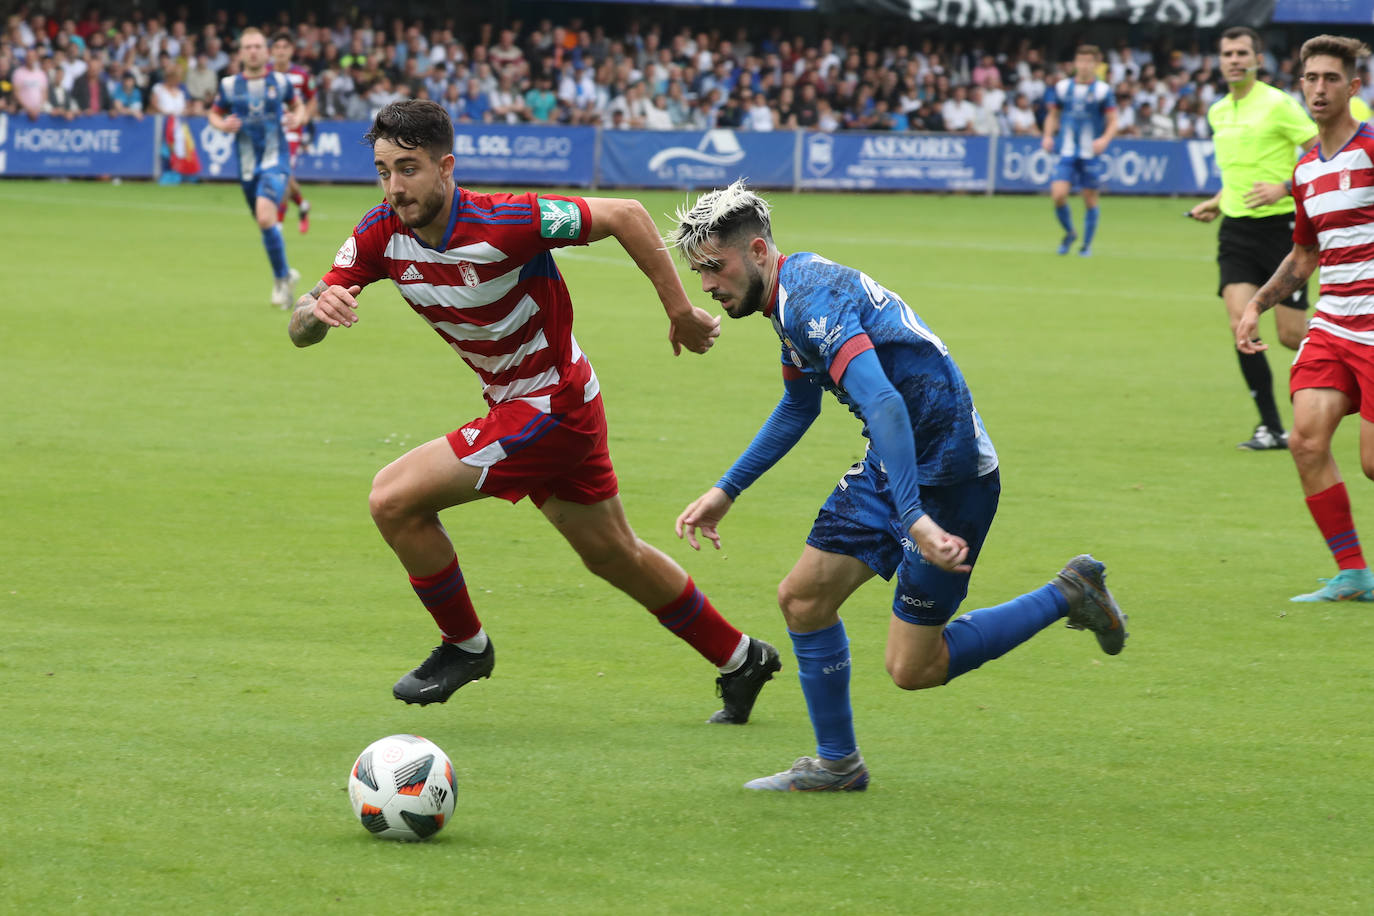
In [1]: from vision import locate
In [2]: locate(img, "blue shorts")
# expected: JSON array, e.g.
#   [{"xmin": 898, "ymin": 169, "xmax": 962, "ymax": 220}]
[
  {"xmin": 1052, "ymin": 156, "xmax": 1104, "ymax": 190},
  {"xmin": 241, "ymin": 171, "xmax": 288, "ymax": 211},
  {"xmin": 806, "ymin": 458, "xmax": 1001, "ymax": 627}
]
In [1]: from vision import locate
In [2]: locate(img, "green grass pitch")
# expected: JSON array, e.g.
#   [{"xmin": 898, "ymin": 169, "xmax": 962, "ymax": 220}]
[{"xmin": 3, "ymin": 178, "xmax": 1372, "ymax": 914}]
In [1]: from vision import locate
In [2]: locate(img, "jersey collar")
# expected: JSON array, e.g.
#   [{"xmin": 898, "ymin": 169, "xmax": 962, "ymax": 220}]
[
  {"xmin": 762, "ymin": 253, "xmax": 786, "ymax": 318},
  {"xmin": 408, "ymin": 186, "xmax": 461, "ymax": 252}
]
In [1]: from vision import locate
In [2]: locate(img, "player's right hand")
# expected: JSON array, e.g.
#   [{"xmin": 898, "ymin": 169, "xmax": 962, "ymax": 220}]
[
  {"xmin": 222, "ymin": 115, "xmax": 242, "ymax": 133},
  {"xmin": 669, "ymin": 305, "xmax": 722, "ymax": 356},
  {"xmin": 676, "ymin": 487, "xmax": 733, "ymax": 551},
  {"xmin": 312, "ymin": 284, "xmax": 364, "ymax": 328},
  {"xmin": 1235, "ymin": 306, "xmax": 1266, "ymax": 354},
  {"xmin": 1188, "ymin": 201, "xmax": 1219, "ymax": 222}
]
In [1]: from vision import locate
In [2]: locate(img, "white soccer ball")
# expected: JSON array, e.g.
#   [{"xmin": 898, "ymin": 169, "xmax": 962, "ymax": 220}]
[{"xmin": 348, "ymin": 734, "xmax": 457, "ymax": 841}]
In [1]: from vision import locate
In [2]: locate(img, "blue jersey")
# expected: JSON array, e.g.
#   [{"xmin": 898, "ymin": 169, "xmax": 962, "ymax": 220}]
[
  {"xmin": 1045, "ymin": 77, "xmax": 1115, "ymax": 160},
  {"xmin": 213, "ymin": 72, "xmax": 296, "ymax": 182},
  {"xmin": 771, "ymin": 252, "xmax": 997, "ymax": 486}
]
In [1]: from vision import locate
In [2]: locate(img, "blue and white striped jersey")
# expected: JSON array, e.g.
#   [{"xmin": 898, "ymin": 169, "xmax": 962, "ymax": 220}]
[
  {"xmin": 213, "ymin": 71, "xmax": 297, "ymax": 182},
  {"xmin": 1045, "ymin": 77, "xmax": 1116, "ymax": 159}
]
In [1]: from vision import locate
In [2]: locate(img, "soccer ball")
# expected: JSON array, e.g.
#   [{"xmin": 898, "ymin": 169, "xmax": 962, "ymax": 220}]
[{"xmin": 348, "ymin": 734, "xmax": 457, "ymax": 841}]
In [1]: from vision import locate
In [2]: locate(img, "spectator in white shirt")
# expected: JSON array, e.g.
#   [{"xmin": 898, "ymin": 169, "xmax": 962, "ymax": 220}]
[{"xmin": 941, "ymin": 84, "xmax": 977, "ymax": 133}]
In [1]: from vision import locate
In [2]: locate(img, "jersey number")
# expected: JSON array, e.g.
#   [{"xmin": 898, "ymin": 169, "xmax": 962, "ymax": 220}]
[{"xmin": 859, "ymin": 271, "xmax": 947, "ymax": 355}]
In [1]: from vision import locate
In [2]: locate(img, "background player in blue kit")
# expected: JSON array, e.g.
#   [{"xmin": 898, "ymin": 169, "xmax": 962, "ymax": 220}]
[
  {"xmin": 208, "ymin": 27, "xmax": 307, "ymax": 308},
  {"xmin": 1041, "ymin": 45, "xmax": 1119, "ymax": 257},
  {"xmin": 671, "ymin": 181, "xmax": 1129, "ymax": 791}
]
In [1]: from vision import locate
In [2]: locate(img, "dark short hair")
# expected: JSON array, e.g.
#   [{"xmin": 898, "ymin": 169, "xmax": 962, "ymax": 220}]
[
  {"xmin": 1220, "ymin": 27, "xmax": 1262, "ymax": 54},
  {"xmin": 1300, "ymin": 34, "xmax": 1371, "ymax": 80},
  {"xmin": 1075, "ymin": 44, "xmax": 1102, "ymax": 60},
  {"xmin": 272, "ymin": 31, "xmax": 293, "ymax": 47},
  {"xmin": 364, "ymin": 100, "xmax": 453, "ymax": 160}
]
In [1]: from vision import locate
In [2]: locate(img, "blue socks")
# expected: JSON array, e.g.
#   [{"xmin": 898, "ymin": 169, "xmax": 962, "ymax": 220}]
[
  {"xmin": 790, "ymin": 621, "xmax": 857, "ymax": 762},
  {"xmin": 1055, "ymin": 203, "xmax": 1074, "ymax": 236},
  {"xmin": 261, "ymin": 225, "xmax": 288, "ymax": 279},
  {"xmin": 943, "ymin": 584, "xmax": 1067, "ymax": 681},
  {"xmin": 1082, "ymin": 206, "xmax": 1099, "ymax": 250}
]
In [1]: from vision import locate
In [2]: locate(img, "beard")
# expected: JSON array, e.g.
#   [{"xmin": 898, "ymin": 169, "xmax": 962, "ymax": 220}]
[
  {"xmin": 392, "ymin": 186, "xmax": 446, "ymax": 231},
  {"xmin": 725, "ymin": 262, "xmax": 768, "ymax": 319}
]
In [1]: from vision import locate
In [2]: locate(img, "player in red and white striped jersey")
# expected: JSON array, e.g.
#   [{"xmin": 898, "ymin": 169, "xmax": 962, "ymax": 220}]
[
  {"xmin": 1237, "ymin": 35, "xmax": 1374, "ymax": 602},
  {"xmin": 289, "ymin": 100, "xmax": 782, "ymax": 720},
  {"xmin": 272, "ymin": 32, "xmax": 315, "ymax": 234}
]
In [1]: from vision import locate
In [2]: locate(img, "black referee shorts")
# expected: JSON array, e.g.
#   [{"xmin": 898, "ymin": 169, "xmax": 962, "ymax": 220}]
[{"xmin": 1216, "ymin": 213, "xmax": 1310, "ymax": 309}]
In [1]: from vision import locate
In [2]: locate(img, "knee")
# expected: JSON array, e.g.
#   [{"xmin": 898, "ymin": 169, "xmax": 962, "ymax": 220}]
[
  {"xmin": 1361, "ymin": 456, "xmax": 1374, "ymax": 483},
  {"xmin": 885, "ymin": 657, "xmax": 944, "ymax": 691},
  {"xmin": 368, "ymin": 470, "xmax": 416, "ymax": 534},
  {"xmin": 1287, "ymin": 428, "xmax": 1323, "ymax": 464},
  {"xmin": 777, "ymin": 578, "xmax": 831, "ymax": 632},
  {"xmin": 577, "ymin": 529, "xmax": 638, "ymax": 577},
  {"xmin": 1278, "ymin": 326, "xmax": 1305, "ymax": 351}
]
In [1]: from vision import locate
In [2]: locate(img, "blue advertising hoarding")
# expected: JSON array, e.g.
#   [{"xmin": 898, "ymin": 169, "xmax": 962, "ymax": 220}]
[
  {"xmin": 995, "ymin": 135, "xmax": 1221, "ymax": 196},
  {"xmin": 800, "ymin": 131, "xmax": 990, "ymax": 191},
  {"xmin": 1272, "ymin": 0, "xmax": 1374, "ymax": 23},
  {"xmin": 1, "ymin": 115, "xmax": 1231, "ymax": 197},
  {"xmin": 598, "ymin": 129, "xmax": 795, "ymax": 188},
  {"xmin": 0, "ymin": 112, "xmax": 156, "ymax": 177},
  {"xmin": 188, "ymin": 118, "xmax": 596, "ymax": 187}
]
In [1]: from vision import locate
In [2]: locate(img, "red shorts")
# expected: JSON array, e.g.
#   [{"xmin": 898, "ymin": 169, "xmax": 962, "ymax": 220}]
[
  {"xmin": 445, "ymin": 395, "xmax": 619, "ymax": 508},
  {"xmin": 1290, "ymin": 326, "xmax": 1374, "ymax": 421}
]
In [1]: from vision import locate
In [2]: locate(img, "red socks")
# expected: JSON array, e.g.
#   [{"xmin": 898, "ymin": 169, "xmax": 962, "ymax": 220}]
[
  {"xmin": 649, "ymin": 577, "xmax": 743, "ymax": 667},
  {"xmin": 1306, "ymin": 482, "xmax": 1366, "ymax": 570},
  {"xmin": 410, "ymin": 556, "xmax": 482, "ymax": 643}
]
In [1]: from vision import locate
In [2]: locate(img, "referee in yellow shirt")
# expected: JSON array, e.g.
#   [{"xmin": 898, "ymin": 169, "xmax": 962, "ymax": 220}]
[{"xmin": 1189, "ymin": 26, "xmax": 1317, "ymax": 451}]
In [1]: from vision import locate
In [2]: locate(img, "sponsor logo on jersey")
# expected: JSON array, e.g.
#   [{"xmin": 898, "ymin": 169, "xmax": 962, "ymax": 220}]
[
  {"xmin": 458, "ymin": 261, "xmax": 479, "ymax": 287},
  {"xmin": 460, "ymin": 427, "xmax": 480, "ymax": 445},
  {"xmin": 399, "ymin": 263, "xmax": 424, "ymax": 282},
  {"xmin": 1341, "ymin": 168, "xmax": 1352, "ymax": 192},
  {"xmin": 538, "ymin": 198, "xmax": 581, "ymax": 240},
  {"xmin": 334, "ymin": 236, "xmax": 357, "ymax": 268},
  {"xmin": 1306, "ymin": 182, "xmax": 1316, "ymax": 198},
  {"xmin": 806, "ymin": 316, "xmax": 845, "ymax": 352}
]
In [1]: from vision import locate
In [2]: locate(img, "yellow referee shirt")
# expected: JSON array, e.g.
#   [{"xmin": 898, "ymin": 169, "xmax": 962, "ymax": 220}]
[{"xmin": 1207, "ymin": 81, "xmax": 1316, "ymax": 219}]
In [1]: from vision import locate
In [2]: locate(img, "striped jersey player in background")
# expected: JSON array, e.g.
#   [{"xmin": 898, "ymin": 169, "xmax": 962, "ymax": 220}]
[
  {"xmin": 271, "ymin": 31, "xmax": 315, "ymax": 235},
  {"xmin": 288, "ymin": 100, "xmax": 781, "ymax": 724},
  {"xmin": 207, "ymin": 27, "xmax": 306, "ymax": 308},
  {"xmin": 671, "ymin": 181, "xmax": 1127, "ymax": 791},
  {"xmin": 1236, "ymin": 35, "xmax": 1374, "ymax": 602},
  {"xmin": 1041, "ymin": 44, "xmax": 1118, "ymax": 257}
]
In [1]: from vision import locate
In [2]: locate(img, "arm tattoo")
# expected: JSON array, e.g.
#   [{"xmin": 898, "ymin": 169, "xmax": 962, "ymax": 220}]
[
  {"xmin": 1253, "ymin": 251, "xmax": 1314, "ymax": 314},
  {"xmin": 288, "ymin": 280, "xmax": 330, "ymax": 347}
]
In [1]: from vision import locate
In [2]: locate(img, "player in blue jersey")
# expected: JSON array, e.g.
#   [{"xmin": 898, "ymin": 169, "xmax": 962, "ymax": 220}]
[
  {"xmin": 208, "ymin": 27, "xmax": 307, "ymax": 308},
  {"xmin": 1041, "ymin": 45, "xmax": 1119, "ymax": 257},
  {"xmin": 670, "ymin": 181, "xmax": 1128, "ymax": 791}
]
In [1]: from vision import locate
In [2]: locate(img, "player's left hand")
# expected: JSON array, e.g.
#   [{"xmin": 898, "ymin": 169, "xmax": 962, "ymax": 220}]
[
  {"xmin": 1091, "ymin": 137, "xmax": 1110, "ymax": 156},
  {"xmin": 669, "ymin": 305, "xmax": 722, "ymax": 356},
  {"xmin": 676, "ymin": 487, "xmax": 733, "ymax": 550},
  {"xmin": 1244, "ymin": 181, "xmax": 1289, "ymax": 209},
  {"xmin": 909, "ymin": 516, "xmax": 971, "ymax": 574},
  {"xmin": 284, "ymin": 109, "xmax": 304, "ymax": 131}
]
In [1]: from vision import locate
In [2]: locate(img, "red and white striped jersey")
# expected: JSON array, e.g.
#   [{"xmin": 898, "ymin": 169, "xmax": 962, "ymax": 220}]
[
  {"xmin": 280, "ymin": 65, "xmax": 314, "ymax": 144},
  {"xmin": 322, "ymin": 188, "xmax": 599, "ymax": 414},
  {"xmin": 1293, "ymin": 123, "xmax": 1374, "ymax": 344}
]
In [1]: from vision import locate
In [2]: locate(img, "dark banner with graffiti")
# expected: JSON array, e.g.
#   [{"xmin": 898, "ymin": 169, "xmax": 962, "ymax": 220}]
[{"xmin": 824, "ymin": 0, "xmax": 1276, "ymax": 28}]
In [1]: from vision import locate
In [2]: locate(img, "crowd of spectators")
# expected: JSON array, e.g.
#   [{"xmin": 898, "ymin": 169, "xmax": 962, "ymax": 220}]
[{"xmin": 4, "ymin": 5, "xmax": 1373, "ymax": 139}]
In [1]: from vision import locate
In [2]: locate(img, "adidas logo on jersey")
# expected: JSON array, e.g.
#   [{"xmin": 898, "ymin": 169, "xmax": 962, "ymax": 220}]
[
  {"xmin": 399, "ymin": 263, "xmax": 424, "ymax": 282},
  {"xmin": 460, "ymin": 427, "xmax": 480, "ymax": 445}
]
